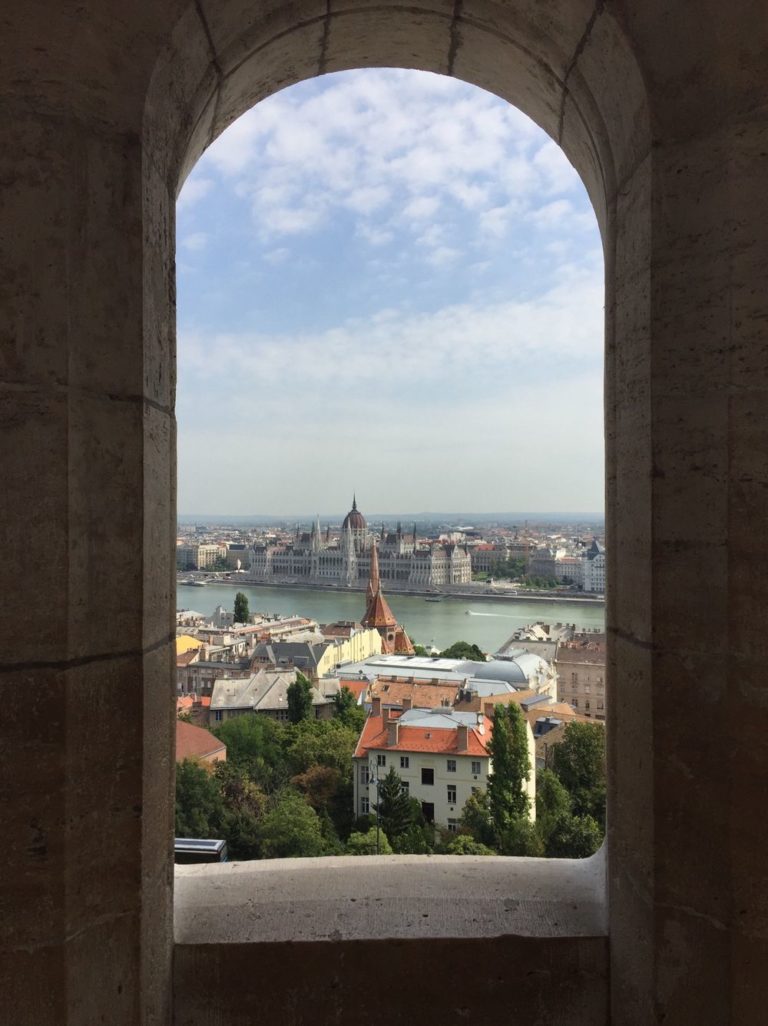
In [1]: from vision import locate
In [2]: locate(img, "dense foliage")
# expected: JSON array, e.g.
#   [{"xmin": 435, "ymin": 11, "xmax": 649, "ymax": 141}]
[
  {"xmin": 175, "ymin": 706, "xmax": 606, "ymax": 861},
  {"xmin": 458, "ymin": 719, "xmax": 606, "ymax": 858},
  {"xmin": 439, "ymin": 640, "xmax": 486, "ymax": 661}
]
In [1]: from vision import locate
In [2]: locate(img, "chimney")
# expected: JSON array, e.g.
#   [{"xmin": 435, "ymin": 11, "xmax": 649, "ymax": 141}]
[
  {"xmin": 484, "ymin": 702, "xmax": 495, "ymax": 719},
  {"xmin": 387, "ymin": 720, "xmax": 399, "ymax": 746},
  {"xmin": 371, "ymin": 696, "xmax": 382, "ymax": 717},
  {"xmin": 457, "ymin": 723, "xmax": 469, "ymax": 752},
  {"xmin": 402, "ymin": 697, "xmax": 412, "ymax": 711}
]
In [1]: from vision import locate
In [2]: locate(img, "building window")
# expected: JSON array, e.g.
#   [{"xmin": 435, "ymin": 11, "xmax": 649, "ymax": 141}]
[
  {"xmin": 446, "ymin": 759, "xmax": 456, "ymax": 773},
  {"xmin": 447, "ymin": 785, "xmax": 456, "ymax": 804},
  {"xmin": 447, "ymin": 818, "xmax": 458, "ymax": 834},
  {"xmin": 400, "ymin": 756, "xmax": 409, "ymax": 769},
  {"xmin": 360, "ymin": 765, "xmax": 369, "ymax": 785},
  {"xmin": 377, "ymin": 754, "xmax": 386, "ymax": 767},
  {"xmin": 421, "ymin": 768, "xmax": 434, "ymax": 786},
  {"xmin": 214, "ymin": 710, "xmax": 223, "ymax": 721},
  {"xmin": 360, "ymin": 798, "xmax": 369, "ymax": 815},
  {"xmin": 471, "ymin": 760, "xmax": 481, "ymax": 775},
  {"xmin": 471, "ymin": 786, "xmax": 479, "ymax": 795},
  {"xmin": 402, "ymin": 781, "xmax": 409, "ymax": 794}
]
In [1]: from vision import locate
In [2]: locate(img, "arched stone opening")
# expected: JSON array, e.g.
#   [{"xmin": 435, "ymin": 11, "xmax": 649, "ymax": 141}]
[
  {"xmin": 145, "ymin": 3, "xmax": 652, "ymax": 1023},
  {"xmin": 5, "ymin": 2, "xmax": 767, "ymax": 1025}
]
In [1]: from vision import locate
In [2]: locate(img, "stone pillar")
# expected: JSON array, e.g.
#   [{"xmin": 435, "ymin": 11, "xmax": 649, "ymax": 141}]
[
  {"xmin": 607, "ymin": 8, "xmax": 768, "ymax": 1019},
  {"xmin": 0, "ymin": 103, "xmax": 176, "ymax": 1025}
]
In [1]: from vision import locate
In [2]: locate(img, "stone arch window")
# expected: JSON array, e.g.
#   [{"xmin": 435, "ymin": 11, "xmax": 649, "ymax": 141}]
[
  {"xmin": 10, "ymin": 3, "xmax": 765, "ymax": 1025},
  {"xmin": 144, "ymin": 3, "xmax": 650, "ymax": 1019},
  {"xmin": 146, "ymin": 3, "xmax": 649, "ymax": 1014}
]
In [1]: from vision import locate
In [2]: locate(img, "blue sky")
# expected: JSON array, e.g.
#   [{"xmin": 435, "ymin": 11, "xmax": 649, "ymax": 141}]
[{"xmin": 177, "ymin": 69, "xmax": 604, "ymax": 516}]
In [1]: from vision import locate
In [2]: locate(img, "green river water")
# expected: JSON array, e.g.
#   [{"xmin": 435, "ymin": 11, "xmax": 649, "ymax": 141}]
[{"xmin": 177, "ymin": 582, "xmax": 604, "ymax": 654}]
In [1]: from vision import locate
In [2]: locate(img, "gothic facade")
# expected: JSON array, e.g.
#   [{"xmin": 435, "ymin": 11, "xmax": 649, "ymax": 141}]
[{"xmin": 248, "ymin": 498, "xmax": 472, "ymax": 589}]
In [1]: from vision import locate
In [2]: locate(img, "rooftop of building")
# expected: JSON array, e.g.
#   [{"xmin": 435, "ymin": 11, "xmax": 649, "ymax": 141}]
[
  {"xmin": 354, "ymin": 707, "xmax": 493, "ymax": 759},
  {"xmin": 175, "ymin": 720, "xmax": 226, "ymax": 762}
]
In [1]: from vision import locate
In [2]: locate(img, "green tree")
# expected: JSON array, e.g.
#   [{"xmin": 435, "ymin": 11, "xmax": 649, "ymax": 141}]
[
  {"xmin": 214, "ymin": 762, "xmax": 268, "ymax": 859},
  {"xmin": 498, "ymin": 815, "xmax": 545, "ymax": 856},
  {"xmin": 412, "ymin": 644, "xmax": 430, "ymax": 657},
  {"xmin": 487, "ymin": 704, "xmax": 531, "ymax": 833},
  {"xmin": 445, "ymin": 833, "xmax": 496, "ymax": 856},
  {"xmin": 459, "ymin": 789, "xmax": 496, "ymax": 849},
  {"xmin": 175, "ymin": 759, "xmax": 226, "ymax": 839},
  {"xmin": 551, "ymin": 722, "xmax": 606, "ymax": 826},
  {"xmin": 257, "ymin": 790, "xmax": 326, "ymax": 858},
  {"xmin": 332, "ymin": 686, "xmax": 365, "ymax": 731},
  {"xmin": 211, "ymin": 713, "xmax": 288, "ymax": 790},
  {"xmin": 373, "ymin": 767, "xmax": 413, "ymax": 844},
  {"xmin": 440, "ymin": 640, "xmax": 486, "ymax": 661},
  {"xmin": 285, "ymin": 719, "xmax": 359, "ymax": 776},
  {"xmin": 287, "ymin": 671, "xmax": 314, "ymax": 724},
  {"xmin": 346, "ymin": 828, "xmax": 393, "ymax": 855},
  {"xmin": 536, "ymin": 768, "xmax": 573, "ymax": 849},
  {"xmin": 233, "ymin": 591, "xmax": 250, "ymax": 623},
  {"xmin": 291, "ymin": 764, "xmax": 343, "ymax": 813},
  {"xmin": 544, "ymin": 812, "xmax": 603, "ymax": 859}
]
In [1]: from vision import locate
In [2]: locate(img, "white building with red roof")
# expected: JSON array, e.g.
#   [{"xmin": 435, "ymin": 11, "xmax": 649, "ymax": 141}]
[{"xmin": 353, "ymin": 698, "xmax": 536, "ymax": 832}]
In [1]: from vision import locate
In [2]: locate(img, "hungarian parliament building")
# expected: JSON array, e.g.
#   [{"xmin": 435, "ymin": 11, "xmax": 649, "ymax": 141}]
[{"xmin": 248, "ymin": 497, "xmax": 472, "ymax": 588}]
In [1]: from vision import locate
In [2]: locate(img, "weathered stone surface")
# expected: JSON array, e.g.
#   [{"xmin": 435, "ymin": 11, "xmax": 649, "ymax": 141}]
[{"xmin": 2, "ymin": 2, "xmax": 767, "ymax": 1025}]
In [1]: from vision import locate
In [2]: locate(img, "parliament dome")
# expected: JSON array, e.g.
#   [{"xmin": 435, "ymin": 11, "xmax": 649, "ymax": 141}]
[{"xmin": 342, "ymin": 496, "xmax": 367, "ymax": 531}]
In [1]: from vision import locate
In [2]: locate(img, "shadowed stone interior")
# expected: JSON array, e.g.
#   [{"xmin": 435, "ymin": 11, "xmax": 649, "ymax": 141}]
[{"xmin": 2, "ymin": 2, "xmax": 766, "ymax": 1024}]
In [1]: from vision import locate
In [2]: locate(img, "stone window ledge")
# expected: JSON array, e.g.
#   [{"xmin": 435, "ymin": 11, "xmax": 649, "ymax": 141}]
[{"xmin": 174, "ymin": 850, "xmax": 606, "ymax": 944}]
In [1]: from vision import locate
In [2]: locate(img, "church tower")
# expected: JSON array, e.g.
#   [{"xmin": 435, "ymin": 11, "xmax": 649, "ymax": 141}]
[{"xmin": 361, "ymin": 542, "xmax": 414, "ymax": 654}]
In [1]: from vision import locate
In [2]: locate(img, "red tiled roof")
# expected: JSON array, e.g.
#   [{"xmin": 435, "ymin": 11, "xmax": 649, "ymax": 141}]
[
  {"xmin": 354, "ymin": 713, "xmax": 492, "ymax": 759},
  {"xmin": 175, "ymin": 720, "xmax": 226, "ymax": 762},
  {"xmin": 370, "ymin": 679, "xmax": 458, "ymax": 709},
  {"xmin": 338, "ymin": 680, "xmax": 369, "ymax": 701}
]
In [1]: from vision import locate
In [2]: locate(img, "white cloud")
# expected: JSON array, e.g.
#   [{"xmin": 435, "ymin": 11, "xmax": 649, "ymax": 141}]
[
  {"xmin": 528, "ymin": 199, "xmax": 575, "ymax": 229},
  {"xmin": 356, "ymin": 223, "xmax": 394, "ymax": 247},
  {"xmin": 427, "ymin": 246, "xmax": 461, "ymax": 267},
  {"xmin": 263, "ymin": 247, "xmax": 290, "ymax": 264},
  {"xmin": 181, "ymin": 231, "xmax": 208, "ymax": 252},
  {"xmin": 533, "ymin": 140, "xmax": 582, "ymax": 194},
  {"xmin": 194, "ymin": 69, "xmax": 597, "ymax": 261},
  {"xmin": 177, "ymin": 176, "xmax": 214, "ymax": 211},
  {"xmin": 179, "ymin": 262, "xmax": 603, "ymax": 394},
  {"xmin": 402, "ymin": 195, "xmax": 441, "ymax": 220}
]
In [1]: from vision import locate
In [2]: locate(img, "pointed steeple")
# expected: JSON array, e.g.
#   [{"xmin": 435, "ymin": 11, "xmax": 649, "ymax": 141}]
[
  {"xmin": 352, "ymin": 493, "xmax": 358, "ymax": 511},
  {"xmin": 311, "ymin": 514, "xmax": 321, "ymax": 552},
  {"xmin": 368, "ymin": 540, "xmax": 380, "ymax": 598},
  {"xmin": 380, "ymin": 522, "xmax": 385, "ymax": 541},
  {"xmin": 361, "ymin": 541, "xmax": 414, "ymax": 654}
]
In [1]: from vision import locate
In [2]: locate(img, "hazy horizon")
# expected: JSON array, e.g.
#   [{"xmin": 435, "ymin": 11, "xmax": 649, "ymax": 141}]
[{"xmin": 178, "ymin": 509, "xmax": 605, "ymax": 526}]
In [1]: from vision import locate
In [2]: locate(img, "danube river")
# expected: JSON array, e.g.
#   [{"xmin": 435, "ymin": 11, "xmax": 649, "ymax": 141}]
[{"xmin": 177, "ymin": 582, "xmax": 605, "ymax": 654}]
